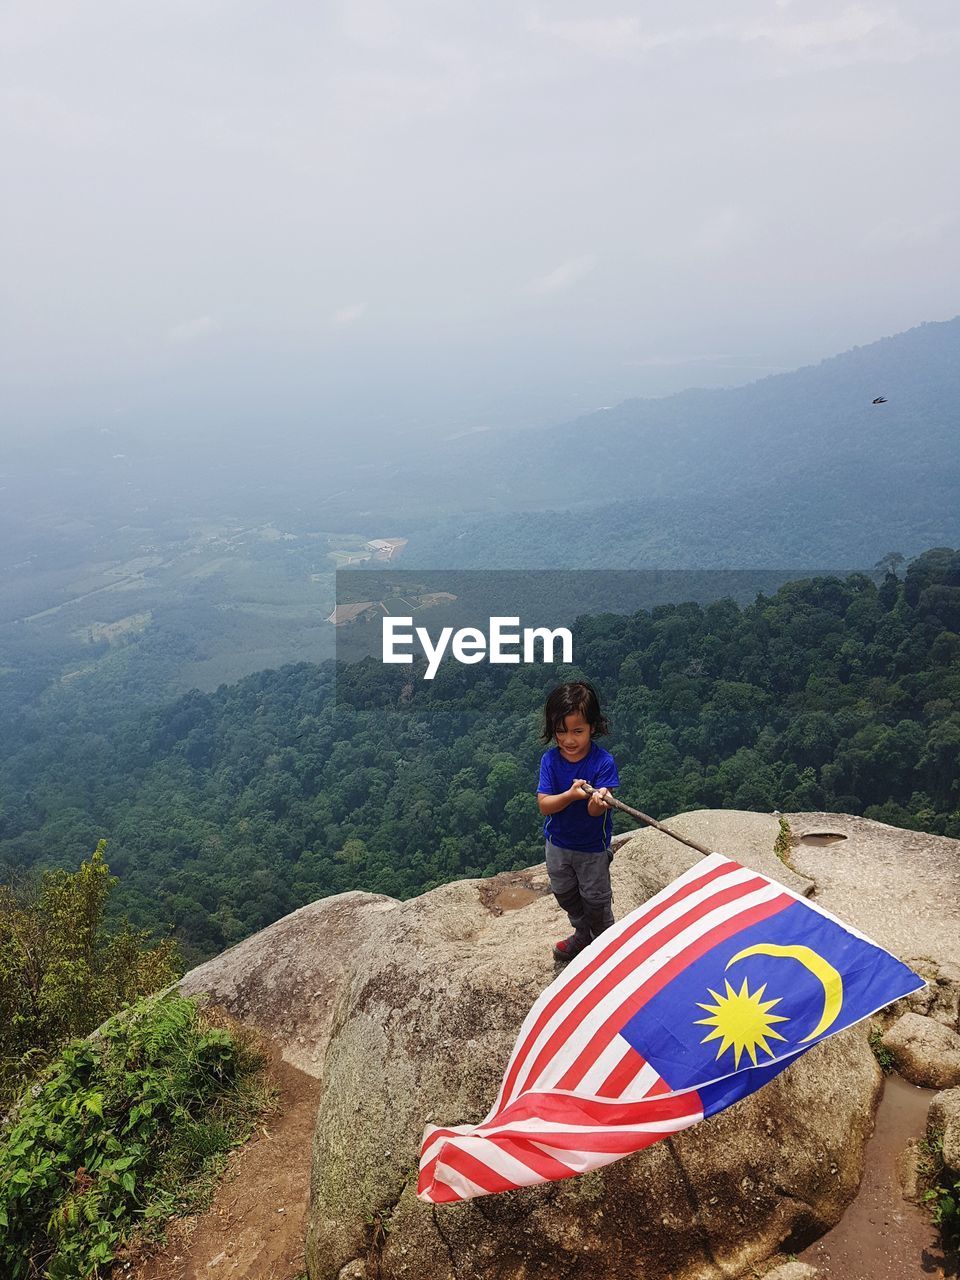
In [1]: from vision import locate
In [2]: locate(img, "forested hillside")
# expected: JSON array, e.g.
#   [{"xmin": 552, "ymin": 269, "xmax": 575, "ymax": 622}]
[
  {"xmin": 403, "ymin": 317, "xmax": 960, "ymax": 567},
  {"xmin": 2, "ymin": 319, "xmax": 957, "ymax": 731},
  {"xmin": 0, "ymin": 548, "xmax": 957, "ymax": 966}
]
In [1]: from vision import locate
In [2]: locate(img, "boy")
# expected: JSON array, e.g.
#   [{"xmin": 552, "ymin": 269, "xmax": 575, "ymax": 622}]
[{"xmin": 537, "ymin": 681, "xmax": 618, "ymax": 963}]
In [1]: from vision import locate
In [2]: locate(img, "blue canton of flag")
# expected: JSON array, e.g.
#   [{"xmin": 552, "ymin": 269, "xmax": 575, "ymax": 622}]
[{"xmin": 619, "ymin": 893, "xmax": 920, "ymax": 1119}]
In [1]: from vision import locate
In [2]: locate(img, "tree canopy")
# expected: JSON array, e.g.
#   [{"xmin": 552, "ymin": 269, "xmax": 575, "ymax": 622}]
[{"xmin": 1, "ymin": 549, "xmax": 957, "ymax": 967}]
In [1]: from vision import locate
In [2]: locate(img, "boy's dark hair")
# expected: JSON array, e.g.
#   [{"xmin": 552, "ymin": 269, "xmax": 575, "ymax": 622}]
[{"xmin": 541, "ymin": 681, "xmax": 609, "ymax": 743}]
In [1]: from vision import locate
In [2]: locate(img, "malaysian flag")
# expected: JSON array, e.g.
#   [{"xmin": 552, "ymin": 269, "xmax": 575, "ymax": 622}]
[{"xmin": 417, "ymin": 853, "xmax": 922, "ymax": 1204}]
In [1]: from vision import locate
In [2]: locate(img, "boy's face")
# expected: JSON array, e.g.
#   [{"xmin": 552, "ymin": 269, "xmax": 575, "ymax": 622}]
[{"xmin": 555, "ymin": 711, "xmax": 592, "ymax": 763}]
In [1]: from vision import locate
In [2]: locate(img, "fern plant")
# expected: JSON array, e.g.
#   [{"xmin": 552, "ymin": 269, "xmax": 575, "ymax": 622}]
[{"xmin": 0, "ymin": 992, "xmax": 272, "ymax": 1279}]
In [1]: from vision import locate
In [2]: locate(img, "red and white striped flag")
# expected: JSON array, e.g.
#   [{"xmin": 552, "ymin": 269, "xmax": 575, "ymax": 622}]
[{"xmin": 417, "ymin": 853, "xmax": 921, "ymax": 1204}]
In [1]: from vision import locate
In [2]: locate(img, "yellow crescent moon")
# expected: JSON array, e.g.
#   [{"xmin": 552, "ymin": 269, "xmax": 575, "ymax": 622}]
[{"xmin": 726, "ymin": 944, "xmax": 843, "ymax": 1042}]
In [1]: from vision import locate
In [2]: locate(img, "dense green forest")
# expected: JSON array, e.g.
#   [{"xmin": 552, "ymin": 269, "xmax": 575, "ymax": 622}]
[
  {"xmin": 1, "ymin": 548, "xmax": 958, "ymax": 967},
  {"xmin": 401, "ymin": 470, "xmax": 960, "ymax": 570}
]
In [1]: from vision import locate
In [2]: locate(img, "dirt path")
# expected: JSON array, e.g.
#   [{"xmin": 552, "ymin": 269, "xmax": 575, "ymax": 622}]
[
  {"xmin": 117, "ymin": 1050, "xmax": 321, "ymax": 1280},
  {"xmin": 799, "ymin": 1073, "xmax": 956, "ymax": 1280}
]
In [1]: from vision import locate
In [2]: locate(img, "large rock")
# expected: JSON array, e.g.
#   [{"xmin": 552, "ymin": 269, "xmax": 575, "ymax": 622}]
[
  {"xmin": 881, "ymin": 1012, "xmax": 960, "ymax": 1089},
  {"xmin": 903, "ymin": 959, "xmax": 960, "ymax": 1031},
  {"xmin": 895, "ymin": 1137, "xmax": 925, "ymax": 1204},
  {"xmin": 179, "ymin": 890, "xmax": 397, "ymax": 1077},
  {"xmin": 174, "ymin": 809, "xmax": 952, "ymax": 1279},
  {"xmin": 304, "ymin": 818, "xmax": 882, "ymax": 1280},
  {"xmin": 928, "ymin": 1086, "xmax": 960, "ymax": 1172}
]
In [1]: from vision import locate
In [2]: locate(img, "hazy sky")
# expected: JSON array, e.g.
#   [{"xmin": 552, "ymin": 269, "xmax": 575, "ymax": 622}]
[{"xmin": 2, "ymin": 1, "xmax": 959, "ymax": 441}]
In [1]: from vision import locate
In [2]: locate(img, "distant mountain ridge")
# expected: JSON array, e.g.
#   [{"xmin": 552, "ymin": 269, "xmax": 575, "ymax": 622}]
[{"xmin": 403, "ymin": 316, "xmax": 960, "ymax": 567}]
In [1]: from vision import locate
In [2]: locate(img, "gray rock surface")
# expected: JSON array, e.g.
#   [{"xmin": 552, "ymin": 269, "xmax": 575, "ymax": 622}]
[
  {"xmin": 177, "ymin": 809, "xmax": 810, "ymax": 1079},
  {"xmin": 786, "ymin": 813, "xmax": 960, "ymax": 973},
  {"xmin": 895, "ymin": 1137, "xmax": 924, "ymax": 1203},
  {"xmin": 762, "ymin": 1261, "xmax": 819, "ymax": 1280},
  {"xmin": 179, "ymin": 890, "xmax": 397, "ymax": 1077},
  {"xmin": 903, "ymin": 959, "xmax": 960, "ymax": 1030},
  {"xmin": 882, "ymin": 1013, "xmax": 960, "ymax": 1089},
  {"xmin": 617, "ymin": 809, "xmax": 814, "ymax": 905},
  {"xmin": 928, "ymin": 1086, "xmax": 960, "ymax": 1172}
]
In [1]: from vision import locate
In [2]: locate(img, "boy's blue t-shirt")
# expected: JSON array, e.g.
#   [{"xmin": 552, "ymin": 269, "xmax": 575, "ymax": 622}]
[{"xmin": 537, "ymin": 741, "xmax": 620, "ymax": 853}]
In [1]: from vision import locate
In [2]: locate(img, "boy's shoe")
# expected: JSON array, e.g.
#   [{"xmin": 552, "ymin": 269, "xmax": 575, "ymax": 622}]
[{"xmin": 553, "ymin": 935, "xmax": 589, "ymax": 963}]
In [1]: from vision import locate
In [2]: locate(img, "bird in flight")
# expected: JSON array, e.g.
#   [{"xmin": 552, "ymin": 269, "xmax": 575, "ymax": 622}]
[{"xmin": 872, "ymin": 396, "xmax": 888, "ymax": 404}]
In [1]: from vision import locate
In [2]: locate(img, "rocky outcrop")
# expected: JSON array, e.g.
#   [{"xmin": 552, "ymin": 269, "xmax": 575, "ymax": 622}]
[
  {"xmin": 179, "ymin": 890, "xmax": 398, "ymax": 1077},
  {"xmin": 789, "ymin": 813, "xmax": 960, "ymax": 1091},
  {"xmin": 176, "ymin": 809, "xmax": 958, "ymax": 1280},
  {"xmin": 881, "ymin": 1013, "xmax": 960, "ymax": 1089},
  {"xmin": 620, "ymin": 809, "xmax": 814, "ymax": 903},
  {"xmin": 339, "ymin": 1021, "xmax": 873, "ymax": 1280}
]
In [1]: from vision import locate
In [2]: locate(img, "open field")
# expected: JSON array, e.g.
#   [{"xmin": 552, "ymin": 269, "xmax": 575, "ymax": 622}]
[
  {"xmin": 74, "ymin": 611, "xmax": 153, "ymax": 645},
  {"xmin": 0, "ymin": 513, "xmax": 409, "ymax": 711}
]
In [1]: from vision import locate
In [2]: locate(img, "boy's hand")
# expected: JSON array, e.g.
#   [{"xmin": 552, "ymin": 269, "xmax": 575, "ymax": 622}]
[
  {"xmin": 588, "ymin": 787, "xmax": 613, "ymax": 814},
  {"xmin": 567, "ymin": 778, "xmax": 589, "ymax": 802}
]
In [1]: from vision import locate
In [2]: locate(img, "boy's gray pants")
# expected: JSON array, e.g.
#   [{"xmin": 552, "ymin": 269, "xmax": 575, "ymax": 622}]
[{"xmin": 545, "ymin": 838, "xmax": 614, "ymax": 943}]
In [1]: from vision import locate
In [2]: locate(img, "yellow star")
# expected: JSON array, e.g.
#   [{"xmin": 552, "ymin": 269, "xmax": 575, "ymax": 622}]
[{"xmin": 694, "ymin": 977, "xmax": 789, "ymax": 1069}]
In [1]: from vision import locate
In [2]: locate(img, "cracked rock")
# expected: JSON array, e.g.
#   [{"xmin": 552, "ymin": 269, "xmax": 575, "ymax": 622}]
[
  {"xmin": 928, "ymin": 1086, "xmax": 960, "ymax": 1172},
  {"xmin": 882, "ymin": 1013, "xmax": 960, "ymax": 1089}
]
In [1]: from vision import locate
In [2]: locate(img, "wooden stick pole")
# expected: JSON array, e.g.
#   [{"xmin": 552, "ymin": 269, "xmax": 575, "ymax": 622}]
[{"xmin": 577, "ymin": 782, "xmax": 714, "ymax": 858}]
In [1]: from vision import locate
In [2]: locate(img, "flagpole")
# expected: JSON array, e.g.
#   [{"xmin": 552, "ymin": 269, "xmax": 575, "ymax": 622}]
[{"xmin": 576, "ymin": 782, "xmax": 714, "ymax": 858}]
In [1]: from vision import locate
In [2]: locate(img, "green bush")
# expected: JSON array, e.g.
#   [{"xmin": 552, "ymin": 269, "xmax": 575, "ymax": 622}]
[
  {"xmin": 0, "ymin": 992, "xmax": 272, "ymax": 1279},
  {"xmin": 922, "ymin": 1140, "xmax": 960, "ymax": 1252},
  {"xmin": 0, "ymin": 842, "xmax": 180, "ymax": 1110},
  {"xmin": 928, "ymin": 1170, "xmax": 959, "ymax": 1249},
  {"xmin": 916, "ymin": 1124, "xmax": 960, "ymax": 1254},
  {"xmin": 867, "ymin": 1022, "xmax": 895, "ymax": 1074},
  {"xmin": 772, "ymin": 815, "xmax": 794, "ymax": 868}
]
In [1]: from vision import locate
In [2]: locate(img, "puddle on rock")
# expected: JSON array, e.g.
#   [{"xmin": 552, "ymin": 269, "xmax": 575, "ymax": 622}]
[
  {"xmin": 489, "ymin": 886, "xmax": 542, "ymax": 912},
  {"xmin": 799, "ymin": 832, "xmax": 849, "ymax": 846},
  {"xmin": 799, "ymin": 1072, "xmax": 954, "ymax": 1280}
]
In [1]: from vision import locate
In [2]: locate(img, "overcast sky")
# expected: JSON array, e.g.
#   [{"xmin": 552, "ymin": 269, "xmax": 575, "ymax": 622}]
[{"xmin": 2, "ymin": 0, "xmax": 958, "ymax": 441}]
